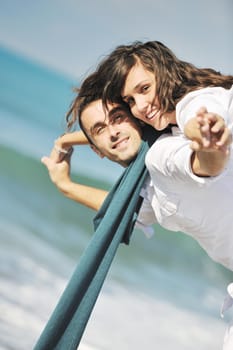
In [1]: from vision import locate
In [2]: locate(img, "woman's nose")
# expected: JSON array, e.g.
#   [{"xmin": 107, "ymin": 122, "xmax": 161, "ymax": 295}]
[
  {"xmin": 135, "ymin": 95, "xmax": 148, "ymax": 113},
  {"xmin": 131, "ymin": 96, "xmax": 148, "ymax": 120}
]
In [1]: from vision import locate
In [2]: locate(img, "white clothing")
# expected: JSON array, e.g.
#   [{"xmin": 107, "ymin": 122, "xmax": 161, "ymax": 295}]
[
  {"xmin": 223, "ymin": 321, "xmax": 233, "ymax": 350},
  {"xmin": 137, "ymin": 86, "xmax": 233, "ymax": 349},
  {"xmin": 138, "ymin": 86, "xmax": 233, "ymax": 271},
  {"xmin": 138, "ymin": 86, "xmax": 233, "ymax": 350},
  {"xmin": 144, "ymin": 127, "xmax": 233, "ymax": 271},
  {"xmin": 136, "ymin": 176, "xmax": 157, "ymax": 238},
  {"xmin": 176, "ymin": 85, "xmax": 233, "ymax": 132},
  {"xmin": 222, "ymin": 284, "xmax": 233, "ymax": 350}
]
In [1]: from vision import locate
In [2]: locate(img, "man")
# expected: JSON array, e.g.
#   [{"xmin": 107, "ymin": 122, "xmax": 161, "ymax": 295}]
[
  {"xmin": 42, "ymin": 74, "xmax": 233, "ymax": 349},
  {"xmin": 41, "ymin": 99, "xmax": 145, "ymax": 211}
]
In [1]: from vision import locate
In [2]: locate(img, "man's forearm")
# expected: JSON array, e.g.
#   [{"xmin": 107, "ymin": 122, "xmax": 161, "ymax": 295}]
[
  {"xmin": 56, "ymin": 131, "xmax": 89, "ymax": 148},
  {"xmin": 41, "ymin": 152, "xmax": 108, "ymax": 211},
  {"xmin": 57, "ymin": 180, "xmax": 108, "ymax": 211}
]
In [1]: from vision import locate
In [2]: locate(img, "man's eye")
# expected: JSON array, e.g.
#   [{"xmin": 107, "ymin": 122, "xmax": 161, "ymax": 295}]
[
  {"xmin": 115, "ymin": 114, "xmax": 123, "ymax": 121},
  {"xmin": 97, "ymin": 127, "xmax": 105, "ymax": 134},
  {"xmin": 112, "ymin": 114, "xmax": 127, "ymax": 124},
  {"xmin": 94, "ymin": 126, "xmax": 105, "ymax": 135}
]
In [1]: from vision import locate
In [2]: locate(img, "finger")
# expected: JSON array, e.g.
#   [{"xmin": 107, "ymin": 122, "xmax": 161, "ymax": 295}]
[
  {"xmin": 190, "ymin": 140, "xmax": 201, "ymax": 151},
  {"xmin": 196, "ymin": 106, "xmax": 208, "ymax": 117},
  {"xmin": 50, "ymin": 147, "xmax": 61, "ymax": 162},
  {"xmin": 41, "ymin": 156, "xmax": 51, "ymax": 168},
  {"xmin": 202, "ymin": 138, "xmax": 211, "ymax": 148},
  {"xmin": 199, "ymin": 124, "xmax": 211, "ymax": 147},
  {"xmin": 41, "ymin": 156, "xmax": 60, "ymax": 170},
  {"xmin": 216, "ymin": 128, "xmax": 232, "ymax": 147},
  {"xmin": 50, "ymin": 147, "xmax": 67, "ymax": 163},
  {"xmin": 198, "ymin": 112, "xmax": 220, "ymax": 125},
  {"xmin": 57, "ymin": 146, "xmax": 74, "ymax": 162},
  {"xmin": 196, "ymin": 115, "xmax": 212, "ymax": 131},
  {"xmin": 196, "ymin": 114, "xmax": 207, "ymax": 125},
  {"xmin": 211, "ymin": 119, "xmax": 225, "ymax": 133}
]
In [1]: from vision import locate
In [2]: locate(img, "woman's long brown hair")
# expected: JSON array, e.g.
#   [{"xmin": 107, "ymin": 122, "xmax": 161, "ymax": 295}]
[{"xmin": 98, "ymin": 41, "xmax": 233, "ymax": 113}]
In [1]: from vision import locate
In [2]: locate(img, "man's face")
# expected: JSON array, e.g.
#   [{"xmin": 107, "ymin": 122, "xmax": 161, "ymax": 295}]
[{"xmin": 81, "ymin": 100, "xmax": 142, "ymax": 167}]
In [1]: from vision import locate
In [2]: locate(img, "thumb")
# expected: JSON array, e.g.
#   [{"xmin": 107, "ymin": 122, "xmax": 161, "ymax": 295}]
[{"xmin": 41, "ymin": 156, "xmax": 51, "ymax": 168}]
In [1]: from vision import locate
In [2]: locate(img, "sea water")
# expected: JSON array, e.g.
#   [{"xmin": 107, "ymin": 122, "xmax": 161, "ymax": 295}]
[{"xmin": 0, "ymin": 46, "xmax": 232, "ymax": 350}]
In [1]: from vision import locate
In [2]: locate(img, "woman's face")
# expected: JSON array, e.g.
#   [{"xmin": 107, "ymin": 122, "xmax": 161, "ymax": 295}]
[{"xmin": 121, "ymin": 60, "xmax": 176, "ymax": 130}]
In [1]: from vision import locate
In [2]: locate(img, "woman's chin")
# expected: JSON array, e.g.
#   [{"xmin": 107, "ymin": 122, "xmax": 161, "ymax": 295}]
[{"xmin": 152, "ymin": 118, "xmax": 169, "ymax": 131}]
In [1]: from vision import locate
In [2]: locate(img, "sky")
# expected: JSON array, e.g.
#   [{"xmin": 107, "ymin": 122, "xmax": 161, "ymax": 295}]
[{"xmin": 0, "ymin": 0, "xmax": 232, "ymax": 81}]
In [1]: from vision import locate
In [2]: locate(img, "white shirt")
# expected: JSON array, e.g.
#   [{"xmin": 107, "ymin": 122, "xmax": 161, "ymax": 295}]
[{"xmin": 138, "ymin": 86, "xmax": 233, "ymax": 271}]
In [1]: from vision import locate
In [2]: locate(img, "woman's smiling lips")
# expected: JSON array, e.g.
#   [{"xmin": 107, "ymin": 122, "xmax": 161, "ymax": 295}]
[{"xmin": 146, "ymin": 108, "xmax": 161, "ymax": 121}]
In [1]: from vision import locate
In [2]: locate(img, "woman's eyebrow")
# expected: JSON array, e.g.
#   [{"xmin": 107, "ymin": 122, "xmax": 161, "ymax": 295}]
[
  {"xmin": 121, "ymin": 83, "xmax": 141, "ymax": 100},
  {"xmin": 122, "ymin": 80, "xmax": 150, "ymax": 99}
]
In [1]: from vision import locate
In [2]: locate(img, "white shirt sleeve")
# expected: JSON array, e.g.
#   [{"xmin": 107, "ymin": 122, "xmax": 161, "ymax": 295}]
[
  {"xmin": 176, "ymin": 87, "xmax": 233, "ymax": 132},
  {"xmin": 146, "ymin": 132, "xmax": 229, "ymax": 186}
]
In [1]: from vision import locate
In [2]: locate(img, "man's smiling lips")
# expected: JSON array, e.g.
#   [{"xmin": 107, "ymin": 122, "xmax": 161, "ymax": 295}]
[{"xmin": 112, "ymin": 137, "xmax": 129, "ymax": 149}]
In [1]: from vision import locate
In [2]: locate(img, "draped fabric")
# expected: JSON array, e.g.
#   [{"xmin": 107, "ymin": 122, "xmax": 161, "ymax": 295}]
[{"xmin": 34, "ymin": 126, "xmax": 159, "ymax": 350}]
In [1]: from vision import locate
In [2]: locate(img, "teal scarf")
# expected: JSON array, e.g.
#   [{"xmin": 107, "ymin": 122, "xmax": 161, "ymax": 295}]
[{"xmin": 34, "ymin": 126, "xmax": 158, "ymax": 350}]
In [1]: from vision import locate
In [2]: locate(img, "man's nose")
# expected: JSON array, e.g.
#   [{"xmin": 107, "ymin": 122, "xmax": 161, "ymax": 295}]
[{"xmin": 108, "ymin": 124, "xmax": 120, "ymax": 138}]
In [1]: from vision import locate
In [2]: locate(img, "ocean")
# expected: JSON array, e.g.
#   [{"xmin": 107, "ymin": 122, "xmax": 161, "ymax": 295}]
[{"xmin": 0, "ymin": 46, "xmax": 232, "ymax": 350}]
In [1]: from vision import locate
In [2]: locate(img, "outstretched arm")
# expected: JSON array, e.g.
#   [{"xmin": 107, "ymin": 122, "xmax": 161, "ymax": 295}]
[
  {"xmin": 41, "ymin": 145, "xmax": 108, "ymax": 211},
  {"xmin": 184, "ymin": 107, "xmax": 232, "ymax": 176}
]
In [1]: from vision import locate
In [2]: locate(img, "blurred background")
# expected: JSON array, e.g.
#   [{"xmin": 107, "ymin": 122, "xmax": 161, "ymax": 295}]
[{"xmin": 0, "ymin": 1, "xmax": 232, "ymax": 349}]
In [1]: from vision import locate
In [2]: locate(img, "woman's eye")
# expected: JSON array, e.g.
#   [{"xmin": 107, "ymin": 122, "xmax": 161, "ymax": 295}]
[{"xmin": 142, "ymin": 85, "xmax": 149, "ymax": 93}]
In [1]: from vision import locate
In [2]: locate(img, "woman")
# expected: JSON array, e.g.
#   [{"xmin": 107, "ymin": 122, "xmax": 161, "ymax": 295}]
[
  {"xmin": 94, "ymin": 41, "xmax": 233, "ymax": 349},
  {"xmin": 94, "ymin": 41, "xmax": 232, "ymax": 151}
]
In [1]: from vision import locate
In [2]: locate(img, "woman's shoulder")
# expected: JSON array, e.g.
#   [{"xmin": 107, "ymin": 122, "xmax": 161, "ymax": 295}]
[{"xmin": 145, "ymin": 131, "xmax": 188, "ymax": 169}]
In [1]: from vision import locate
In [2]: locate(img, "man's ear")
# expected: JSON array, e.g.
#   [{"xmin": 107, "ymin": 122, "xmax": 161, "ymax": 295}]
[{"xmin": 90, "ymin": 145, "xmax": 105, "ymax": 159}]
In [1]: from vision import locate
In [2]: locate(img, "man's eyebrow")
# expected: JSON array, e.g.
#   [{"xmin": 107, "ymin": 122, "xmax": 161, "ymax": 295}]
[
  {"xmin": 89, "ymin": 107, "xmax": 128, "ymax": 134},
  {"xmin": 108, "ymin": 106, "xmax": 127, "ymax": 117}
]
